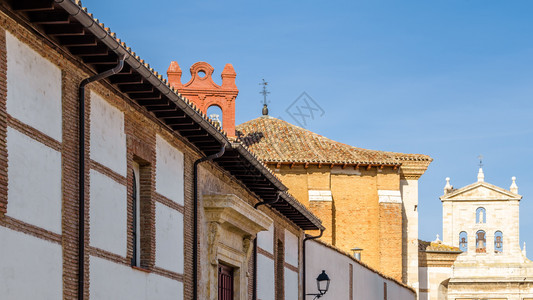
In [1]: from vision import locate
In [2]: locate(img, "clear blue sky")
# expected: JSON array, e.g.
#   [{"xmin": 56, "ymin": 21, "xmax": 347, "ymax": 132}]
[{"xmin": 85, "ymin": 0, "xmax": 533, "ymax": 247}]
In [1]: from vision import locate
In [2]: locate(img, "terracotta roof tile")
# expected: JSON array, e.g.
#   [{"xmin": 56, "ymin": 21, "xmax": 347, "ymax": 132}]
[{"xmin": 236, "ymin": 116, "xmax": 431, "ymax": 165}]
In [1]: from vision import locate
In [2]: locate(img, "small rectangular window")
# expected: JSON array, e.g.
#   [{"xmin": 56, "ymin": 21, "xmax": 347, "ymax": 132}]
[
  {"xmin": 130, "ymin": 159, "xmax": 153, "ymax": 269},
  {"xmin": 132, "ymin": 162, "xmax": 141, "ymax": 266}
]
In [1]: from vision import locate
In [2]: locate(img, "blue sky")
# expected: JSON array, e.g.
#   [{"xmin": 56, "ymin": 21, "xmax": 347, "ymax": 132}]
[{"xmin": 85, "ymin": 0, "xmax": 533, "ymax": 246}]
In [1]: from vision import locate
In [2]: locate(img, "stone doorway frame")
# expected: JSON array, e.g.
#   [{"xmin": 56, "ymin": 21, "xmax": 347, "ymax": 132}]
[{"xmin": 204, "ymin": 194, "xmax": 272, "ymax": 300}]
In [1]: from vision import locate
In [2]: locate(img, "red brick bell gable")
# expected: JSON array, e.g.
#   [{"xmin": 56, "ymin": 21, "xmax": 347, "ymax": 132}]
[{"xmin": 167, "ymin": 61, "xmax": 238, "ymax": 136}]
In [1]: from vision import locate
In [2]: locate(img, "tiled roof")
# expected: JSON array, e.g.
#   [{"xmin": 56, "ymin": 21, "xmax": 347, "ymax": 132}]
[
  {"xmin": 419, "ymin": 239, "xmax": 461, "ymax": 253},
  {"xmin": 13, "ymin": 0, "xmax": 323, "ymax": 231},
  {"xmin": 236, "ymin": 116, "xmax": 431, "ymax": 165}
]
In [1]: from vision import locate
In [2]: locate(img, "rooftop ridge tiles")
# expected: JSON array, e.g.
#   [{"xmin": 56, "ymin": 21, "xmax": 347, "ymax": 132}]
[
  {"xmin": 236, "ymin": 116, "xmax": 431, "ymax": 165},
  {"xmin": 237, "ymin": 117, "xmax": 418, "ymax": 165},
  {"xmin": 418, "ymin": 239, "xmax": 461, "ymax": 253}
]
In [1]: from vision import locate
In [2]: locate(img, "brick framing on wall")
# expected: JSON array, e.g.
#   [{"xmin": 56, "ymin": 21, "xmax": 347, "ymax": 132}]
[
  {"xmin": 349, "ymin": 263, "xmax": 353, "ymax": 300},
  {"xmin": 275, "ymin": 237, "xmax": 285, "ymax": 300},
  {"xmin": 0, "ymin": 11, "xmax": 191, "ymax": 298},
  {"xmin": 0, "ymin": 27, "xmax": 65, "ymax": 267},
  {"xmin": 0, "ymin": 13, "xmax": 86, "ymax": 299},
  {"xmin": 254, "ymin": 216, "xmax": 303, "ymax": 300},
  {"xmin": 0, "ymin": 26, "xmax": 6, "ymax": 218},
  {"xmin": 62, "ymin": 57, "xmax": 85, "ymax": 300},
  {"xmin": 126, "ymin": 111, "xmax": 157, "ymax": 271},
  {"xmin": 0, "ymin": 6, "xmax": 309, "ymax": 300},
  {"xmin": 88, "ymin": 85, "xmax": 187, "ymax": 282}
]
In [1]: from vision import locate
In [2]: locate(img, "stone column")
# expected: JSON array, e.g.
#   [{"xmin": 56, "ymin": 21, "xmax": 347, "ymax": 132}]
[{"xmin": 401, "ymin": 179, "xmax": 419, "ymax": 291}]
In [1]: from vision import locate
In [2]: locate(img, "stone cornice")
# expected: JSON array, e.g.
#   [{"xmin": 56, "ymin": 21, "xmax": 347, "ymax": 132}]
[
  {"xmin": 400, "ymin": 160, "xmax": 432, "ymax": 180},
  {"xmin": 203, "ymin": 194, "xmax": 272, "ymax": 236},
  {"xmin": 419, "ymin": 250, "xmax": 461, "ymax": 267}
]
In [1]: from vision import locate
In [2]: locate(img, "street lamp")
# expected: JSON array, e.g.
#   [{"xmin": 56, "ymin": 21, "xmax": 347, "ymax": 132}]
[
  {"xmin": 307, "ymin": 270, "xmax": 330, "ymax": 299},
  {"xmin": 351, "ymin": 247, "xmax": 363, "ymax": 260}
]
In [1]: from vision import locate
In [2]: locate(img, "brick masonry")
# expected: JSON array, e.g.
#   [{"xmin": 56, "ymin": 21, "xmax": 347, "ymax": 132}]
[
  {"xmin": 379, "ymin": 202, "xmax": 403, "ymax": 281},
  {"xmin": 167, "ymin": 61, "xmax": 238, "ymax": 137},
  {"xmin": 273, "ymin": 164, "xmax": 405, "ymax": 281},
  {"xmin": 0, "ymin": 7, "xmax": 305, "ymax": 300}
]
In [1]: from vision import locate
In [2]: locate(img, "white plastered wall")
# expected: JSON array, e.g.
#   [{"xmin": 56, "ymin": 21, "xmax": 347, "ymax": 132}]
[
  {"xmin": 285, "ymin": 229, "xmax": 299, "ymax": 267},
  {"xmin": 155, "ymin": 134, "xmax": 184, "ymax": 205},
  {"xmin": 3, "ymin": 28, "xmax": 63, "ymax": 300},
  {"xmin": 284, "ymin": 268, "xmax": 298, "ymax": 300},
  {"xmin": 90, "ymin": 255, "xmax": 183, "ymax": 300},
  {"xmin": 284, "ymin": 229, "xmax": 299, "ymax": 299},
  {"xmin": 90, "ymin": 91, "xmax": 127, "ymax": 176},
  {"xmin": 257, "ymin": 223, "xmax": 275, "ymax": 300},
  {"xmin": 306, "ymin": 240, "xmax": 416, "ymax": 300},
  {"xmin": 5, "ymin": 29, "xmax": 63, "ymax": 235},
  {"xmin": 155, "ymin": 202, "xmax": 184, "ymax": 274},
  {"xmin": 0, "ymin": 226, "xmax": 62, "ymax": 299},
  {"xmin": 89, "ymin": 169, "xmax": 127, "ymax": 257},
  {"xmin": 6, "ymin": 127, "xmax": 62, "ymax": 233},
  {"xmin": 257, "ymin": 254, "xmax": 275, "ymax": 300},
  {"xmin": 6, "ymin": 31, "xmax": 62, "ymax": 142},
  {"xmin": 258, "ymin": 223, "xmax": 274, "ymax": 253},
  {"xmin": 154, "ymin": 134, "xmax": 185, "ymax": 274}
]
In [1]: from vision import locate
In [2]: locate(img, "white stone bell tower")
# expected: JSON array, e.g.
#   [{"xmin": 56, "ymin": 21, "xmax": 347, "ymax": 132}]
[{"xmin": 441, "ymin": 168, "xmax": 523, "ymax": 262}]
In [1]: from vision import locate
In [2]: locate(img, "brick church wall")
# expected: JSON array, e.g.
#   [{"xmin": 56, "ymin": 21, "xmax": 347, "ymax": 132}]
[{"xmin": 273, "ymin": 164, "xmax": 404, "ymax": 281}]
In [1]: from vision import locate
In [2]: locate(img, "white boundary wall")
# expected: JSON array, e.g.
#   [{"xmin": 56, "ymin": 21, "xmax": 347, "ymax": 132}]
[{"xmin": 306, "ymin": 240, "xmax": 415, "ymax": 300}]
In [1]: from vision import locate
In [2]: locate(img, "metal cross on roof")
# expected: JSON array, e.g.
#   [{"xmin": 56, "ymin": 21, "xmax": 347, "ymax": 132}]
[
  {"xmin": 478, "ymin": 155, "xmax": 484, "ymax": 168},
  {"xmin": 259, "ymin": 79, "xmax": 270, "ymax": 106}
]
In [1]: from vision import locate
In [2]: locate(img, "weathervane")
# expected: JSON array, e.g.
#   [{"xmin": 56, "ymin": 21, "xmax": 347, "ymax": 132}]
[
  {"xmin": 259, "ymin": 79, "xmax": 270, "ymax": 115},
  {"xmin": 478, "ymin": 155, "xmax": 483, "ymax": 168}
]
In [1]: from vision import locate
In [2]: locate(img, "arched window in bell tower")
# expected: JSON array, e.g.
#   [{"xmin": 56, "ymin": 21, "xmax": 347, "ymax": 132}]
[
  {"xmin": 476, "ymin": 207, "xmax": 486, "ymax": 224},
  {"xmin": 459, "ymin": 231, "xmax": 468, "ymax": 252},
  {"xmin": 494, "ymin": 231, "xmax": 503, "ymax": 253},
  {"xmin": 206, "ymin": 105, "xmax": 223, "ymax": 129},
  {"xmin": 476, "ymin": 230, "xmax": 486, "ymax": 253}
]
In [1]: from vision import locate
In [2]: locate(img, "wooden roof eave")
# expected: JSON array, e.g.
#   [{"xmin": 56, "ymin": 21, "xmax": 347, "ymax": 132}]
[{"xmin": 17, "ymin": 0, "xmax": 324, "ymax": 231}]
